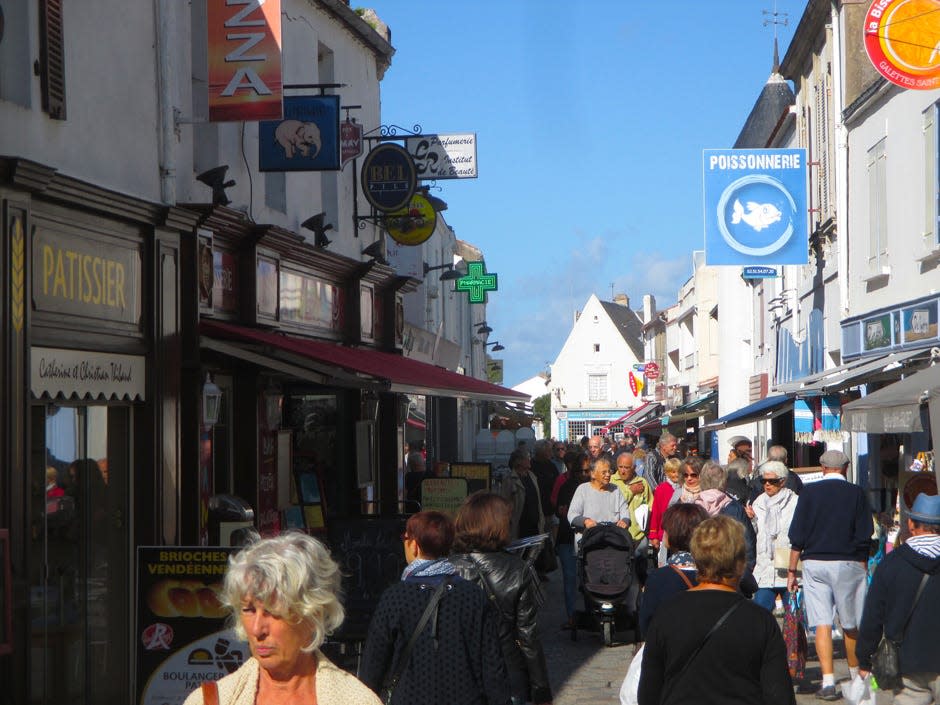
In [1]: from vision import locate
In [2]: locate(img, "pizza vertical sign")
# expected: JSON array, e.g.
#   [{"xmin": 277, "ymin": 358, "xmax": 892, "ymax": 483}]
[
  {"xmin": 703, "ymin": 149, "xmax": 808, "ymax": 266},
  {"xmin": 207, "ymin": 0, "xmax": 283, "ymax": 122}
]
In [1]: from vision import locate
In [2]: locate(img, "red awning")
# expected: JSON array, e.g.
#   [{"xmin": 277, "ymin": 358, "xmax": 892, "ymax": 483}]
[
  {"xmin": 598, "ymin": 401, "xmax": 659, "ymax": 434},
  {"xmin": 200, "ymin": 319, "xmax": 528, "ymax": 402}
]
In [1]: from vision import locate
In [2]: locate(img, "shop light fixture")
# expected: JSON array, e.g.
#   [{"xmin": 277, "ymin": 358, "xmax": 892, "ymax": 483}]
[
  {"xmin": 196, "ymin": 165, "xmax": 236, "ymax": 206},
  {"xmin": 423, "ymin": 261, "xmax": 460, "ymax": 281},
  {"xmin": 484, "ymin": 341, "xmax": 505, "ymax": 352},
  {"xmin": 475, "ymin": 320, "xmax": 493, "ymax": 335},
  {"xmin": 301, "ymin": 212, "xmax": 333, "ymax": 248},
  {"xmin": 362, "ymin": 239, "xmax": 388, "ymax": 265},
  {"xmin": 202, "ymin": 374, "xmax": 223, "ymax": 427}
]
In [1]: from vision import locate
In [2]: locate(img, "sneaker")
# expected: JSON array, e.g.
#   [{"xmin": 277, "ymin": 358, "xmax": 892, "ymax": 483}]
[{"xmin": 814, "ymin": 685, "xmax": 841, "ymax": 701}]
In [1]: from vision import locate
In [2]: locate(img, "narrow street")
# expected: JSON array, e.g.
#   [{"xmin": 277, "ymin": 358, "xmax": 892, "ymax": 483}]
[{"xmin": 536, "ymin": 567, "xmax": 884, "ymax": 705}]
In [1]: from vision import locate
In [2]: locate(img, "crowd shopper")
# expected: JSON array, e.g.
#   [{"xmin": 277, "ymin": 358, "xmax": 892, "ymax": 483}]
[
  {"xmin": 611, "ymin": 451, "xmax": 654, "ymax": 580},
  {"xmin": 552, "ymin": 450, "xmax": 590, "ymax": 629},
  {"xmin": 648, "ymin": 458, "xmax": 683, "ymax": 557},
  {"xmin": 644, "ymin": 432, "xmax": 678, "ymax": 490},
  {"xmin": 451, "ymin": 493, "xmax": 553, "ymax": 705},
  {"xmin": 499, "ymin": 449, "xmax": 545, "ymax": 541},
  {"xmin": 747, "ymin": 461, "xmax": 799, "ymax": 613},
  {"xmin": 567, "ymin": 456, "xmax": 629, "ymax": 535}
]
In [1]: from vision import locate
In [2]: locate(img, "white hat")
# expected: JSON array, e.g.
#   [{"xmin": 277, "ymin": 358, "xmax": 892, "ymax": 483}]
[{"xmin": 728, "ymin": 435, "xmax": 751, "ymax": 448}]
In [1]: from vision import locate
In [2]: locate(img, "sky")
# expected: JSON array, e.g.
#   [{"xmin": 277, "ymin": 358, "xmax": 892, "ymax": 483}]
[{"xmin": 370, "ymin": 0, "xmax": 809, "ymax": 387}]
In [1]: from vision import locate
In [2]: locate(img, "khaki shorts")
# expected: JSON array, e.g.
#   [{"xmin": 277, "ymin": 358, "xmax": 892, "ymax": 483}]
[{"xmin": 802, "ymin": 559, "xmax": 868, "ymax": 629}]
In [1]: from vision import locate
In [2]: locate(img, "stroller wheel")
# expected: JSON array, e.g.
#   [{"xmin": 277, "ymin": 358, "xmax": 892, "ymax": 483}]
[{"xmin": 603, "ymin": 621, "xmax": 613, "ymax": 647}]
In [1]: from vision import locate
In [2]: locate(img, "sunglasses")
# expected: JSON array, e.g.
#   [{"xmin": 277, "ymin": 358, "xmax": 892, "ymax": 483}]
[
  {"xmin": 683, "ymin": 472, "xmax": 699, "ymax": 478},
  {"xmin": 762, "ymin": 478, "xmax": 784, "ymax": 486}
]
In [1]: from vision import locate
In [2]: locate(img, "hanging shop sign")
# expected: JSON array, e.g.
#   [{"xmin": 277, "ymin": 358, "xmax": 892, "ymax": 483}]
[
  {"xmin": 864, "ymin": 0, "xmax": 940, "ymax": 90},
  {"xmin": 385, "ymin": 193, "xmax": 437, "ymax": 245},
  {"xmin": 644, "ymin": 361, "xmax": 660, "ymax": 380},
  {"xmin": 405, "ymin": 132, "xmax": 478, "ymax": 180},
  {"xmin": 341, "ymin": 119, "xmax": 364, "ymax": 168},
  {"xmin": 259, "ymin": 95, "xmax": 340, "ymax": 171},
  {"xmin": 31, "ymin": 346, "xmax": 146, "ymax": 400},
  {"xmin": 360, "ymin": 143, "xmax": 417, "ymax": 212},
  {"xmin": 703, "ymin": 148, "xmax": 808, "ymax": 266},
  {"xmin": 207, "ymin": 0, "xmax": 283, "ymax": 122},
  {"xmin": 32, "ymin": 228, "xmax": 142, "ymax": 325},
  {"xmin": 455, "ymin": 261, "xmax": 498, "ymax": 304}
]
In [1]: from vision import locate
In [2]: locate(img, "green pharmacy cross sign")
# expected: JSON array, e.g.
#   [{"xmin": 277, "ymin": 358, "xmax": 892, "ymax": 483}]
[{"xmin": 455, "ymin": 261, "xmax": 498, "ymax": 304}]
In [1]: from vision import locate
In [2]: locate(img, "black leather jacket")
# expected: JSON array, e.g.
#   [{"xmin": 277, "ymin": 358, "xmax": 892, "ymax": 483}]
[{"xmin": 450, "ymin": 551, "xmax": 552, "ymax": 704}]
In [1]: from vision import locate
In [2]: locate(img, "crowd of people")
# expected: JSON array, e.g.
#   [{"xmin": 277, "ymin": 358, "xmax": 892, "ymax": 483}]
[{"xmin": 191, "ymin": 432, "xmax": 940, "ymax": 705}]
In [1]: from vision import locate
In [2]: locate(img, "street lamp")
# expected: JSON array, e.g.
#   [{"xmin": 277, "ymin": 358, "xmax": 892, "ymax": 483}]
[
  {"xmin": 484, "ymin": 341, "xmax": 505, "ymax": 352},
  {"xmin": 423, "ymin": 261, "xmax": 460, "ymax": 281},
  {"xmin": 475, "ymin": 320, "xmax": 493, "ymax": 335}
]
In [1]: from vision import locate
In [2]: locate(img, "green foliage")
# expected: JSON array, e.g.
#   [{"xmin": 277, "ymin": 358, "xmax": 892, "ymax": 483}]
[{"xmin": 532, "ymin": 393, "xmax": 551, "ymax": 437}]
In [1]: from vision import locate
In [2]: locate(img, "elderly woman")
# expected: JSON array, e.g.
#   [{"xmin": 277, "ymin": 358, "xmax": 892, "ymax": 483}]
[
  {"xmin": 450, "ymin": 493, "xmax": 553, "ymax": 705},
  {"xmin": 360, "ymin": 511, "xmax": 510, "ymax": 705},
  {"xmin": 567, "ymin": 456, "xmax": 629, "ymax": 534},
  {"xmin": 184, "ymin": 532, "xmax": 380, "ymax": 705},
  {"xmin": 638, "ymin": 503, "xmax": 709, "ymax": 636},
  {"xmin": 671, "ymin": 455, "xmax": 704, "ymax": 506},
  {"xmin": 638, "ymin": 516, "xmax": 795, "ymax": 705},
  {"xmin": 648, "ymin": 457, "xmax": 683, "ymax": 566},
  {"xmin": 693, "ymin": 461, "xmax": 757, "ymax": 595},
  {"xmin": 749, "ymin": 461, "xmax": 799, "ymax": 613}
]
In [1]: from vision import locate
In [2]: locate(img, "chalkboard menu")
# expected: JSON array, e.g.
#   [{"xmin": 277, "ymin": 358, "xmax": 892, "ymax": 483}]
[{"xmin": 327, "ymin": 517, "xmax": 406, "ymax": 641}]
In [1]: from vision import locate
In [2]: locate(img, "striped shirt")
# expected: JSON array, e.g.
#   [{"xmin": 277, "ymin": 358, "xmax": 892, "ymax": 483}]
[{"xmin": 906, "ymin": 533, "xmax": 940, "ymax": 558}]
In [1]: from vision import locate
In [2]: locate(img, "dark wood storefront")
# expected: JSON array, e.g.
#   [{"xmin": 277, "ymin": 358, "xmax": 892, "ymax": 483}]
[{"xmin": 0, "ymin": 157, "xmax": 189, "ymax": 705}]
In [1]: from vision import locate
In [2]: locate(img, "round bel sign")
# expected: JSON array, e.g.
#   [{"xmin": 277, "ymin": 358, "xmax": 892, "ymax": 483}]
[{"xmin": 360, "ymin": 143, "xmax": 417, "ymax": 212}]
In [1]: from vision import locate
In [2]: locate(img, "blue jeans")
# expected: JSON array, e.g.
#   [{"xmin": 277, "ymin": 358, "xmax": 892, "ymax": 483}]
[
  {"xmin": 753, "ymin": 587, "xmax": 786, "ymax": 612},
  {"xmin": 556, "ymin": 542, "xmax": 577, "ymax": 618}
]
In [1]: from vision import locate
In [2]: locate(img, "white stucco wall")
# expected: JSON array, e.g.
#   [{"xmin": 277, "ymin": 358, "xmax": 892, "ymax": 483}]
[{"xmin": 846, "ymin": 86, "xmax": 940, "ymax": 319}]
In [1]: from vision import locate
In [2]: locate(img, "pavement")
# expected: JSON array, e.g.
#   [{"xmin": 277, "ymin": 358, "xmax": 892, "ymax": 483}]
[{"xmin": 536, "ymin": 568, "xmax": 887, "ymax": 705}]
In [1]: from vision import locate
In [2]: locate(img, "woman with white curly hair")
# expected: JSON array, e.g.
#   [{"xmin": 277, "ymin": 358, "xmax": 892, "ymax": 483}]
[{"xmin": 184, "ymin": 531, "xmax": 381, "ymax": 705}]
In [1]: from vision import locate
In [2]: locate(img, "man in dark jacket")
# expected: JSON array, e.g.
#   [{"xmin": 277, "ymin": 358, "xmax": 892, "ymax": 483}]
[
  {"xmin": 645, "ymin": 432, "xmax": 677, "ymax": 490},
  {"xmin": 787, "ymin": 450, "xmax": 873, "ymax": 701},
  {"xmin": 857, "ymin": 493, "xmax": 940, "ymax": 704}
]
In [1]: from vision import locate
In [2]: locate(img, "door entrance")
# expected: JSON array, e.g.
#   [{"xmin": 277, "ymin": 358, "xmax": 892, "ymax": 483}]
[{"xmin": 29, "ymin": 405, "xmax": 131, "ymax": 705}]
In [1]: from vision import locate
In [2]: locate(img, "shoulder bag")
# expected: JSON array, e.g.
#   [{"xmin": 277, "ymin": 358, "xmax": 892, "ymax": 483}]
[
  {"xmin": 200, "ymin": 681, "xmax": 219, "ymax": 705},
  {"xmin": 658, "ymin": 598, "xmax": 745, "ymax": 704},
  {"xmin": 381, "ymin": 579, "xmax": 449, "ymax": 704},
  {"xmin": 871, "ymin": 572, "xmax": 930, "ymax": 690}
]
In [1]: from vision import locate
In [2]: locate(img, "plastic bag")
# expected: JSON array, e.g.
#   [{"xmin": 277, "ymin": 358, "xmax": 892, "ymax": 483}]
[
  {"xmin": 619, "ymin": 643, "xmax": 644, "ymax": 705},
  {"xmin": 840, "ymin": 674, "xmax": 874, "ymax": 705},
  {"xmin": 783, "ymin": 590, "xmax": 808, "ymax": 680}
]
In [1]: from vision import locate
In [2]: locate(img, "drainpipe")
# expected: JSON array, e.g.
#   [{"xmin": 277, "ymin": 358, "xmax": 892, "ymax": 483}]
[
  {"xmin": 155, "ymin": 0, "xmax": 176, "ymax": 205},
  {"xmin": 831, "ymin": 0, "xmax": 850, "ymax": 316}
]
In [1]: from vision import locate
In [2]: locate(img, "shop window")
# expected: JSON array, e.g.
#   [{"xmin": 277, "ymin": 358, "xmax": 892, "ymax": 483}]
[
  {"xmin": 588, "ymin": 374, "xmax": 607, "ymax": 401},
  {"xmin": 867, "ymin": 137, "xmax": 888, "ymax": 267},
  {"xmin": 284, "ymin": 394, "xmax": 338, "ymax": 533},
  {"xmin": 29, "ymin": 404, "xmax": 130, "ymax": 704},
  {"xmin": 0, "ymin": 0, "xmax": 31, "ymax": 107},
  {"xmin": 568, "ymin": 420, "xmax": 587, "ymax": 438}
]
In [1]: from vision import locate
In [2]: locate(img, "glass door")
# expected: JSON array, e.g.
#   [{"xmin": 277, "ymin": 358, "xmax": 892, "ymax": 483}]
[{"xmin": 29, "ymin": 405, "xmax": 130, "ymax": 705}]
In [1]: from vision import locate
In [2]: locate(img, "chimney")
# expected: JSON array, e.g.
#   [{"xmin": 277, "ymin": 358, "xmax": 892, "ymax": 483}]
[
  {"xmin": 643, "ymin": 294, "xmax": 657, "ymax": 324},
  {"xmin": 613, "ymin": 293, "xmax": 630, "ymax": 308}
]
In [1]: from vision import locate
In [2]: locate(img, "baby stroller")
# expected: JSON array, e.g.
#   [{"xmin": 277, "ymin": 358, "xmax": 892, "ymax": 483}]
[{"xmin": 573, "ymin": 523, "xmax": 636, "ymax": 646}]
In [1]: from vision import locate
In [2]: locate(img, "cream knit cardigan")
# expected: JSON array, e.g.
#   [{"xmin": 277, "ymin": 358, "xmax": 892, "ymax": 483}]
[{"xmin": 183, "ymin": 653, "xmax": 382, "ymax": 705}]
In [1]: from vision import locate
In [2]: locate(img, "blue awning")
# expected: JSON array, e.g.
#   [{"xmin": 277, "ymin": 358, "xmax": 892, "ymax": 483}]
[{"xmin": 702, "ymin": 394, "xmax": 793, "ymax": 431}]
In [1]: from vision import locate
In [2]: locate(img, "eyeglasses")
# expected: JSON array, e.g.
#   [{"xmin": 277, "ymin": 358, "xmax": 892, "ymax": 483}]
[
  {"xmin": 762, "ymin": 478, "xmax": 784, "ymax": 486},
  {"xmin": 683, "ymin": 472, "xmax": 699, "ymax": 478}
]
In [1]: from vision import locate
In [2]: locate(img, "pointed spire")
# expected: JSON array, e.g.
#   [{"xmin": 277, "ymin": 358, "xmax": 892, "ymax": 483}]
[{"xmin": 773, "ymin": 36, "xmax": 780, "ymax": 74}]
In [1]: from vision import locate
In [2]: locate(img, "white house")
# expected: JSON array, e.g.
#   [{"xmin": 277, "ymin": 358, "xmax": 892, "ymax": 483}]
[{"xmin": 549, "ymin": 294, "xmax": 646, "ymax": 441}]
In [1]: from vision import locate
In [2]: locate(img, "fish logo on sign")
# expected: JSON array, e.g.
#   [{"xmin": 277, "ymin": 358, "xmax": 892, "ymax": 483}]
[
  {"xmin": 731, "ymin": 200, "xmax": 781, "ymax": 232},
  {"xmin": 718, "ymin": 175, "xmax": 796, "ymax": 256}
]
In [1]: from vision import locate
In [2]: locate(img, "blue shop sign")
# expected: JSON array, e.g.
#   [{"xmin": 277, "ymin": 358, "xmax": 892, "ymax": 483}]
[
  {"xmin": 742, "ymin": 266, "xmax": 780, "ymax": 279},
  {"xmin": 259, "ymin": 96, "xmax": 341, "ymax": 172},
  {"xmin": 703, "ymin": 149, "xmax": 808, "ymax": 266}
]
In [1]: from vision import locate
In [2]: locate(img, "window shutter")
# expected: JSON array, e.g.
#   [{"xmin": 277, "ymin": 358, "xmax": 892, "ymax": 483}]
[{"xmin": 40, "ymin": 0, "xmax": 66, "ymax": 120}]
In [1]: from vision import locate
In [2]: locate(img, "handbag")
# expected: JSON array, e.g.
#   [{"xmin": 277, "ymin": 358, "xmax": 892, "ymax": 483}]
[
  {"xmin": 381, "ymin": 579, "xmax": 450, "ymax": 704},
  {"xmin": 536, "ymin": 535, "xmax": 558, "ymax": 574},
  {"xmin": 871, "ymin": 572, "xmax": 930, "ymax": 690},
  {"xmin": 619, "ymin": 643, "xmax": 644, "ymax": 705},
  {"xmin": 783, "ymin": 589, "xmax": 808, "ymax": 680},
  {"xmin": 774, "ymin": 547, "xmax": 802, "ymax": 577}
]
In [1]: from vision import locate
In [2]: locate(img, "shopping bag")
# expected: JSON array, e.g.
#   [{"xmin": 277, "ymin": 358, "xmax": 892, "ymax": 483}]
[
  {"xmin": 619, "ymin": 643, "xmax": 644, "ymax": 705},
  {"xmin": 840, "ymin": 674, "xmax": 874, "ymax": 705},
  {"xmin": 783, "ymin": 590, "xmax": 807, "ymax": 680}
]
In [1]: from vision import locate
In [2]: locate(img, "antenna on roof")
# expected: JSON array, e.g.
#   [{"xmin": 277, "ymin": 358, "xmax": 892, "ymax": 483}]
[{"xmin": 763, "ymin": 2, "xmax": 789, "ymax": 73}]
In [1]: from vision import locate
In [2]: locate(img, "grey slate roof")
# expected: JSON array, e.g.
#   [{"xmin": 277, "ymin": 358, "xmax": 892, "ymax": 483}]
[
  {"xmin": 599, "ymin": 301, "xmax": 645, "ymax": 360},
  {"xmin": 733, "ymin": 76, "xmax": 795, "ymax": 148}
]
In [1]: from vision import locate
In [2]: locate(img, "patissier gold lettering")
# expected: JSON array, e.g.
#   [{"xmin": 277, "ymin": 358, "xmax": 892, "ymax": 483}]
[{"xmin": 40, "ymin": 243, "xmax": 129, "ymax": 310}]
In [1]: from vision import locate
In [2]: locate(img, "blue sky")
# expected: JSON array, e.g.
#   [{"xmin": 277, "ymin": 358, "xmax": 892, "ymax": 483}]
[{"xmin": 371, "ymin": 1, "xmax": 808, "ymax": 387}]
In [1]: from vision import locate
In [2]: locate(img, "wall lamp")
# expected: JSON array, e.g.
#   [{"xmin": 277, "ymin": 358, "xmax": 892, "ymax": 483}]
[
  {"xmin": 475, "ymin": 320, "xmax": 493, "ymax": 335},
  {"xmin": 484, "ymin": 341, "xmax": 505, "ymax": 352},
  {"xmin": 417, "ymin": 185, "xmax": 448, "ymax": 212},
  {"xmin": 196, "ymin": 165, "xmax": 236, "ymax": 206},
  {"xmin": 202, "ymin": 373, "xmax": 223, "ymax": 427},
  {"xmin": 301, "ymin": 212, "xmax": 333, "ymax": 248},
  {"xmin": 423, "ymin": 262, "xmax": 460, "ymax": 281}
]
